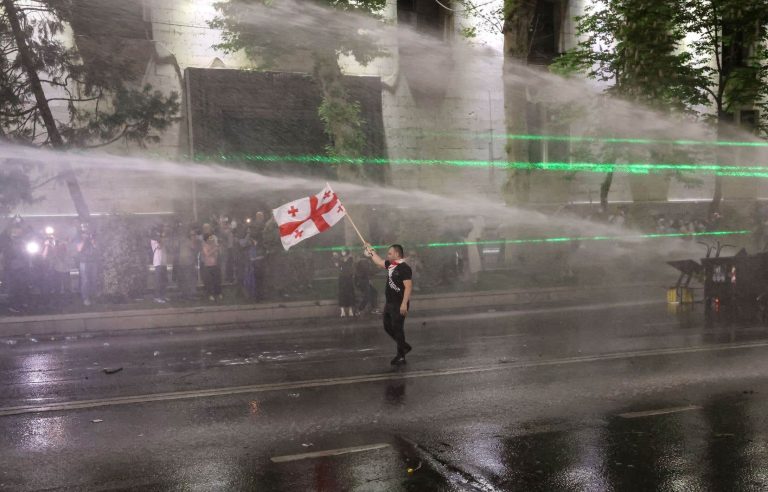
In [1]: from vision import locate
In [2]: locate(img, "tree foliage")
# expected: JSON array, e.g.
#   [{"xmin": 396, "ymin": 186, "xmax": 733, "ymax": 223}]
[
  {"xmin": 681, "ymin": 0, "xmax": 768, "ymax": 128},
  {"xmin": 553, "ymin": 0, "xmax": 704, "ymax": 110},
  {"xmin": 0, "ymin": 0, "xmax": 180, "ymax": 217},
  {"xmin": 0, "ymin": 0, "xmax": 180, "ymax": 148},
  {"xmin": 551, "ymin": 0, "xmax": 768, "ymax": 208},
  {"xmin": 554, "ymin": 0, "xmax": 768, "ymax": 121}
]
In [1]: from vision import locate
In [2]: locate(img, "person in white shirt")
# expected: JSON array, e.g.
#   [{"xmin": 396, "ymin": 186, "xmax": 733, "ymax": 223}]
[{"xmin": 150, "ymin": 225, "xmax": 171, "ymax": 303}]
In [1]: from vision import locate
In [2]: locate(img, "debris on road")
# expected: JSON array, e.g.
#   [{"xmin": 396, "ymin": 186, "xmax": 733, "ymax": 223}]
[
  {"xmin": 91, "ymin": 419, "xmax": 103, "ymax": 423},
  {"xmin": 407, "ymin": 461, "xmax": 422, "ymax": 475},
  {"xmin": 103, "ymin": 367, "xmax": 123, "ymax": 375}
]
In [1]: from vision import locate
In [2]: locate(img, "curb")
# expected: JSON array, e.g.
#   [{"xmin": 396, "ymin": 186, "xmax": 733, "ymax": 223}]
[{"xmin": 0, "ymin": 283, "xmax": 661, "ymax": 337}]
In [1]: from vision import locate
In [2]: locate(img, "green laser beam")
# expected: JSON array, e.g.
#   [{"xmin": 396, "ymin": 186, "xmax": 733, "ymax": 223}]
[
  {"xmin": 198, "ymin": 153, "xmax": 768, "ymax": 179},
  {"xmin": 311, "ymin": 230, "xmax": 752, "ymax": 252},
  {"xmin": 408, "ymin": 131, "xmax": 768, "ymax": 148}
]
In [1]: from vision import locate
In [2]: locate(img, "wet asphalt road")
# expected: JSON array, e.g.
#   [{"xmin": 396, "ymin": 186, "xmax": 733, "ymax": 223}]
[{"xmin": 3, "ymin": 295, "xmax": 768, "ymax": 491}]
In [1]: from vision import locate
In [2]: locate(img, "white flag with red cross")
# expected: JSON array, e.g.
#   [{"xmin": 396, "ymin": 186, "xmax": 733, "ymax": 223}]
[{"xmin": 272, "ymin": 184, "xmax": 347, "ymax": 250}]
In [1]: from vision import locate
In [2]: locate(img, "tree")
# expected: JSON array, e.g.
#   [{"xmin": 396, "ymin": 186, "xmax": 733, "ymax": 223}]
[
  {"xmin": 97, "ymin": 215, "xmax": 150, "ymax": 301},
  {"xmin": 0, "ymin": 0, "xmax": 180, "ymax": 219},
  {"xmin": 211, "ymin": 0, "xmax": 387, "ymax": 178},
  {"xmin": 551, "ymin": 0, "xmax": 707, "ymax": 208},
  {"xmin": 552, "ymin": 0, "xmax": 768, "ymax": 211},
  {"xmin": 682, "ymin": 0, "xmax": 768, "ymax": 213}
]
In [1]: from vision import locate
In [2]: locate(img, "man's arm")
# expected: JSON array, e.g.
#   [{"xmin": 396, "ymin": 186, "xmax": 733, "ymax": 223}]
[
  {"xmin": 364, "ymin": 243, "xmax": 386, "ymax": 269},
  {"xmin": 401, "ymin": 279, "xmax": 413, "ymax": 316}
]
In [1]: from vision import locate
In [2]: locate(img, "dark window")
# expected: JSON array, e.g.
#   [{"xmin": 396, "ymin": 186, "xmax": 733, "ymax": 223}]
[
  {"xmin": 528, "ymin": 0, "xmax": 563, "ymax": 65},
  {"xmin": 397, "ymin": 0, "xmax": 451, "ymax": 40}
]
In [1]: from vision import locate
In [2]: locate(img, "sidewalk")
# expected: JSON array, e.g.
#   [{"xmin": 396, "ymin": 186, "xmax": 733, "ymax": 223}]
[{"xmin": 0, "ymin": 283, "xmax": 663, "ymax": 337}]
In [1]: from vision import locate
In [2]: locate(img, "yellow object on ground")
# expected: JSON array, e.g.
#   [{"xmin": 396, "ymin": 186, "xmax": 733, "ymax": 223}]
[{"xmin": 667, "ymin": 287, "xmax": 694, "ymax": 304}]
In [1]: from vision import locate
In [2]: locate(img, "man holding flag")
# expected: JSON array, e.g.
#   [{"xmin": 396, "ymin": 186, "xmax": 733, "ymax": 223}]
[
  {"xmin": 364, "ymin": 243, "xmax": 413, "ymax": 366},
  {"xmin": 273, "ymin": 183, "xmax": 413, "ymax": 365}
]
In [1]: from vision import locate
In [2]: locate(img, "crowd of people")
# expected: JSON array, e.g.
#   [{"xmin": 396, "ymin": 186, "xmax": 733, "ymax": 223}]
[
  {"xmin": 0, "ymin": 212, "xmax": 277, "ymax": 314},
  {"xmin": 0, "ymin": 211, "xmax": 398, "ymax": 316},
  {"xmin": 3, "ymin": 201, "xmax": 744, "ymax": 316}
]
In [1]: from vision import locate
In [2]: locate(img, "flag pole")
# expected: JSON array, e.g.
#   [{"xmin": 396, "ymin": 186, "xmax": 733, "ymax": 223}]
[
  {"xmin": 328, "ymin": 182, "xmax": 367, "ymax": 246},
  {"xmin": 344, "ymin": 211, "xmax": 367, "ymax": 246}
]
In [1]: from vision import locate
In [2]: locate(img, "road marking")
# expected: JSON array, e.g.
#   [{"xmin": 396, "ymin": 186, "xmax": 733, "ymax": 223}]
[
  {"xmin": 619, "ymin": 405, "xmax": 702, "ymax": 419},
  {"xmin": 2, "ymin": 339, "xmax": 768, "ymax": 417},
  {"xmin": 643, "ymin": 321, "xmax": 680, "ymax": 328},
  {"xmin": 476, "ymin": 333, "xmax": 526, "ymax": 340},
  {"xmin": 270, "ymin": 443, "xmax": 390, "ymax": 463}
]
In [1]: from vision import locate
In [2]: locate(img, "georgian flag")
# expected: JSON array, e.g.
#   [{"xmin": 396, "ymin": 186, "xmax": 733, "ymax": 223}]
[{"xmin": 272, "ymin": 184, "xmax": 347, "ymax": 250}]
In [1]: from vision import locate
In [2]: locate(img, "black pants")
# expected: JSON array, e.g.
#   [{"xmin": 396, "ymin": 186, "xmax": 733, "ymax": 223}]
[
  {"xmin": 155, "ymin": 265, "xmax": 168, "ymax": 298},
  {"xmin": 202, "ymin": 265, "xmax": 222, "ymax": 296},
  {"xmin": 383, "ymin": 303, "xmax": 411, "ymax": 356},
  {"xmin": 176, "ymin": 264, "xmax": 198, "ymax": 298}
]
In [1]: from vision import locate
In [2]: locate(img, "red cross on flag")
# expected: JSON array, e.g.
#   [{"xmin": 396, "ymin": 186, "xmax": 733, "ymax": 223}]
[{"xmin": 272, "ymin": 184, "xmax": 347, "ymax": 250}]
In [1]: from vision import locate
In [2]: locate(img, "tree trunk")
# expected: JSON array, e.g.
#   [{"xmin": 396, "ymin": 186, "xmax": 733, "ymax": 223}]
[
  {"xmin": 709, "ymin": 114, "xmax": 727, "ymax": 216},
  {"xmin": 600, "ymin": 172, "xmax": 613, "ymax": 211},
  {"xmin": 501, "ymin": 0, "xmax": 537, "ymax": 205},
  {"xmin": 710, "ymin": 176, "xmax": 722, "ymax": 216},
  {"xmin": 3, "ymin": 0, "xmax": 90, "ymax": 221}
]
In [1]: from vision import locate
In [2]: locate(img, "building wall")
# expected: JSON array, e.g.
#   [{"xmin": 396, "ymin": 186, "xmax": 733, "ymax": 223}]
[{"xmin": 146, "ymin": 0, "xmax": 510, "ymax": 200}]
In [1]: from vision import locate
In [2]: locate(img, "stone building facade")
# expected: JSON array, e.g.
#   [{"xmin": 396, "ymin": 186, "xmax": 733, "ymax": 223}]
[{"xmin": 14, "ymin": 0, "xmax": 767, "ymax": 220}]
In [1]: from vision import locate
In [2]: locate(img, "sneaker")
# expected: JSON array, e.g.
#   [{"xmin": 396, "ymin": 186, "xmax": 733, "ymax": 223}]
[
  {"xmin": 218, "ymin": 294, "xmax": 224, "ymax": 301},
  {"xmin": 208, "ymin": 296, "xmax": 215, "ymax": 302},
  {"xmin": 390, "ymin": 355, "xmax": 406, "ymax": 366},
  {"xmin": 154, "ymin": 298, "xmax": 166, "ymax": 304},
  {"xmin": 83, "ymin": 299, "xmax": 92, "ymax": 307},
  {"xmin": 402, "ymin": 344, "xmax": 412, "ymax": 356}
]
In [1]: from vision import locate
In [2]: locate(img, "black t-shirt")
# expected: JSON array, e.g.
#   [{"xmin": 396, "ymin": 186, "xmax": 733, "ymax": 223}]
[{"xmin": 384, "ymin": 260, "xmax": 412, "ymax": 305}]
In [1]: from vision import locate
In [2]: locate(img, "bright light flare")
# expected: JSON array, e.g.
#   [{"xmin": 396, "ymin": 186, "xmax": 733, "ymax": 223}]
[{"xmin": 26, "ymin": 241, "xmax": 41, "ymax": 255}]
